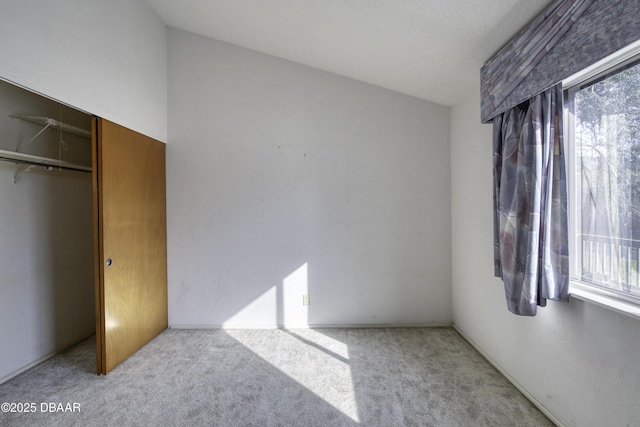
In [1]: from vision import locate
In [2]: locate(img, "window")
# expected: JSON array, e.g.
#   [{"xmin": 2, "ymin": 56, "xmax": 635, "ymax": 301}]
[{"xmin": 565, "ymin": 44, "xmax": 640, "ymax": 315}]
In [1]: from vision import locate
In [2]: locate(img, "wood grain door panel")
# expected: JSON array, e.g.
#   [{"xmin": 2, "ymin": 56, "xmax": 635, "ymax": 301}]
[{"xmin": 93, "ymin": 118, "xmax": 167, "ymax": 374}]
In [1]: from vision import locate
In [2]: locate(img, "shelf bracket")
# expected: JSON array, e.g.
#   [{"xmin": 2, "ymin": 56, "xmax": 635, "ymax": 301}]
[
  {"xmin": 13, "ymin": 164, "xmax": 36, "ymax": 183},
  {"xmin": 16, "ymin": 121, "xmax": 52, "ymax": 152}
]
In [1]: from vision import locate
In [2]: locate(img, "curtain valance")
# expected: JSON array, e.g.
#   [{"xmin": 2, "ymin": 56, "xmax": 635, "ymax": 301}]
[{"xmin": 481, "ymin": 0, "xmax": 640, "ymax": 123}]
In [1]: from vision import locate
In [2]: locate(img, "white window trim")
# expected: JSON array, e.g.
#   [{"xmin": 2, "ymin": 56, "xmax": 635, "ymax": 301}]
[
  {"xmin": 570, "ymin": 281, "xmax": 640, "ymax": 319},
  {"xmin": 563, "ymin": 39, "xmax": 640, "ymax": 87},
  {"xmin": 563, "ymin": 39, "xmax": 640, "ymax": 320}
]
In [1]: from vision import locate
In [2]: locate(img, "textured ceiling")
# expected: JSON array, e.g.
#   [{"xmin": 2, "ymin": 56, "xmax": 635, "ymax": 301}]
[{"xmin": 145, "ymin": 0, "xmax": 552, "ymax": 106}]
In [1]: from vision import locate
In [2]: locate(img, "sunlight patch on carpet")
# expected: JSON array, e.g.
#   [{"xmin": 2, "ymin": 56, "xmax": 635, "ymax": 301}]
[{"xmin": 226, "ymin": 328, "xmax": 359, "ymax": 422}]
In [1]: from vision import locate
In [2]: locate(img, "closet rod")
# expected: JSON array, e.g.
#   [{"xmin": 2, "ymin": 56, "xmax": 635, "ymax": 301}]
[{"xmin": 0, "ymin": 148, "xmax": 91, "ymax": 173}]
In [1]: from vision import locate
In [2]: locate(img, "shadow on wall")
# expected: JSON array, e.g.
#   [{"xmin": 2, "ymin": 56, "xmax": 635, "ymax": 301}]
[
  {"xmin": 168, "ymin": 139, "xmax": 358, "ymax": 328},
  {"xmin": 166, "ymin": 87, "xmax": 447, "ymax": 329},
  {"xmin": 222, "ymin": 262, "xmax": 310, "ymax": 328},
  {"xmin": 19, "ymin": 91, "xmax": 95, "ymax": 355}
]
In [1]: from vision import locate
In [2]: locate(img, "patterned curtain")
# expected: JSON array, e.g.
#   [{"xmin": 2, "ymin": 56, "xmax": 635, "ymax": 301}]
[{"xmin": 493, "ymin": 84, "xmax": 569, "ymax": 316}]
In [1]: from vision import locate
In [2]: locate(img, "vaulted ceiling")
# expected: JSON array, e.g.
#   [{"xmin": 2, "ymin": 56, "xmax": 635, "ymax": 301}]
[{"xmin": 145, "ymin": 0, "xmax": 552, "ymax": 106}]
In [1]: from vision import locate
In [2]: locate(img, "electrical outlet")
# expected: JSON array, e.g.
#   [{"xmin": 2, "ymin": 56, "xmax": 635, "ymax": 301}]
[{"xmin": 302, "ymin": 294, "xmax": 310, "ymax": 306}]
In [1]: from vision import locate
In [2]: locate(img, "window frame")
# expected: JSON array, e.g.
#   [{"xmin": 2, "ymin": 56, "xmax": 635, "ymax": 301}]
[{"xmin": 563, "ymin": 40, "xmax": 640, "ymax": 319}]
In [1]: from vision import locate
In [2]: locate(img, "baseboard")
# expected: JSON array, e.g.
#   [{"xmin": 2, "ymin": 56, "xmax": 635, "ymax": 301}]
[
  {"xmin": 169, "ymin": 322, "xmax": 452, "ymax": 330},
  {"xmin": 0, "ymin": 351, "xmax": 58, "ymax": 385},
  {"xmin": 308, "ymin": 322, "xmax": 452, "ymax": 329},
  {"xmin": 0, "ymin": 333, "xmax": 94, "ymax": 386},
  {"xmin": 452, "ymin": 325, "xmax": 563, "ymax": 427}
]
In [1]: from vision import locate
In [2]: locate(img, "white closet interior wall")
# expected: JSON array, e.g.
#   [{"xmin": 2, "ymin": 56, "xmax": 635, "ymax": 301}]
[{"xmin": 0, "ymin": 79, "xmax": 94, "ymax": 383}]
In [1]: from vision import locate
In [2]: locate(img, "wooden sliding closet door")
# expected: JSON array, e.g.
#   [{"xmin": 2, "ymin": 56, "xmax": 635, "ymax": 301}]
[{"xmin": 93, "ymin": 118, "xmax": 168, "ymax": 374}]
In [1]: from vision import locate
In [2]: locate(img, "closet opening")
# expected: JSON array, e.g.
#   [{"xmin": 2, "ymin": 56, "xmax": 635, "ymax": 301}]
[{"xmin": 0, "ymin": 78, "xmax": 95, "ymax": 383}]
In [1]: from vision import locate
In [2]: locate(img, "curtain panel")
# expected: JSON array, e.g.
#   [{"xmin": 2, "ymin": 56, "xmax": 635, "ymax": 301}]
[{"xmin": 493, "ymin": 84, "xmax": 569, "ymax": 316}]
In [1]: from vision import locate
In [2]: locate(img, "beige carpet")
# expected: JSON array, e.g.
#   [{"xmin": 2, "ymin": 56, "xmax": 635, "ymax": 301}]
[{"xmin": 0, "ymin": 328, "xmax": 552, "ymax": 426}]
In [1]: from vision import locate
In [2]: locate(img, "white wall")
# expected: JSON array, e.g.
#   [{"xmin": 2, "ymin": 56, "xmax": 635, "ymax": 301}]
[
  {"xmin": 0, "ymin": 0, "xmax": 167, "ymax": 142},
  {"xmin": 0, "ymin": 81, "xmax": 94, "ymax": 382},
  {"xmin": 451, "ymin": 87, "xmax": 640, "ymax": 426},
  {"xmin": 167, "ymin": 29, "xmax": 451, "ymax": 328}
]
